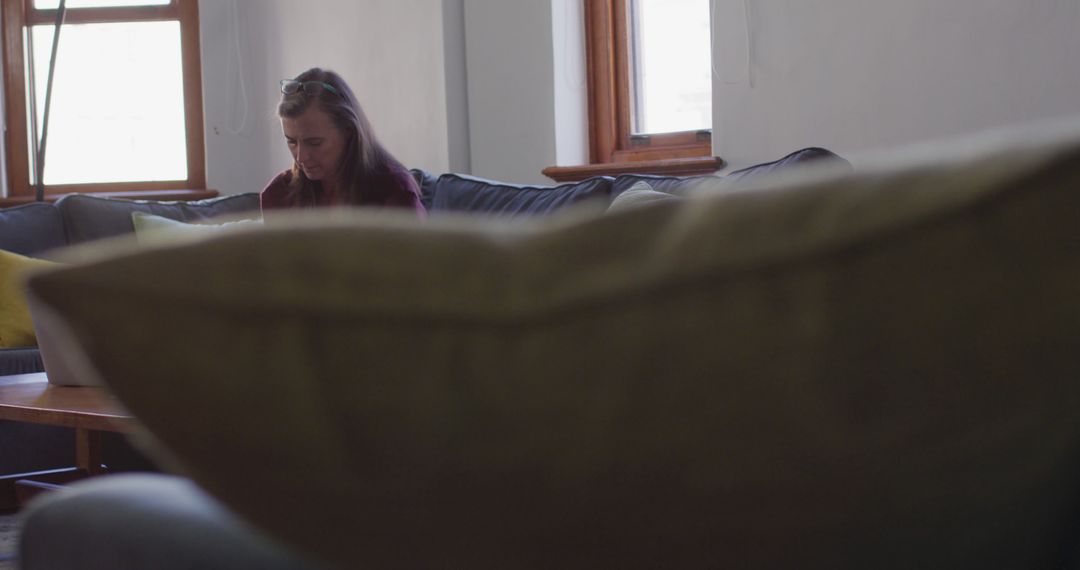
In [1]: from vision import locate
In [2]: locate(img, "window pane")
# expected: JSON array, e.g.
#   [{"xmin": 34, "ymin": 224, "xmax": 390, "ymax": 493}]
[
  {"xmin": 629, "ymin": 0, "xmax": 712, "ymax": 135},
  {"xmin": 34, "ymin": 0, "xmax": 170, "ymax": 9},
  {"xmin": 28, "ymin": 21, "xmax": 187, "ymax": 185}
]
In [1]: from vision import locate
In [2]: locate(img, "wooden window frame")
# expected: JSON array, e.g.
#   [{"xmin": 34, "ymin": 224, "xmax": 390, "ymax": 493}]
[
  {"xmin": 1, "ymin": 0, "xmax": 212, "ymax": 203},
  {"xmin": 544, "ymin": 0, "xmax": 722, "ymax": 182}
]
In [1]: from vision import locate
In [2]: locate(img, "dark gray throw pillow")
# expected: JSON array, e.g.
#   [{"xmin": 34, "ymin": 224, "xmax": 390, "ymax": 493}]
[
  {"xmin": 56, "ymin": 193, "xmax": 261, "ymax": 246},
  {"xmin": 0, "ymin": 203, "xmax": 68, "ymax": 256}
]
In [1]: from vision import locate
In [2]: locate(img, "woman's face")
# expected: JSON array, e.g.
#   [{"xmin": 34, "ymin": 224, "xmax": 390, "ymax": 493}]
[{"xmin": 281, "ymin": 105, "xmax": 347, "ymax": 182}]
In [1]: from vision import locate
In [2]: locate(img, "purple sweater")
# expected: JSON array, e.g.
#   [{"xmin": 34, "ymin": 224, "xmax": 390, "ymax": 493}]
[{"xmin": 260, "ymin": 164, "xmax": 426, "ymax": 218}]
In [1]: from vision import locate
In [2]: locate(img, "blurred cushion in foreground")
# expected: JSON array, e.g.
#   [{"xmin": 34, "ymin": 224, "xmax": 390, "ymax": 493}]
[{"xmin": 26, "ymin": 119, "xmax": 1080, "ymax": 569}]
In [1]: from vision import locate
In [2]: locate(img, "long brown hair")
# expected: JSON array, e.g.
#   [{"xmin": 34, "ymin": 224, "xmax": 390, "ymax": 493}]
[{"xmin": 278, "ymin": 68, "xmax": 406, "ymax": 206}]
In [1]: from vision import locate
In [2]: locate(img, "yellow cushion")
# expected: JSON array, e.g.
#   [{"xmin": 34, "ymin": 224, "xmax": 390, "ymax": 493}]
[{"xmin": 0, "ymin": 249, "xmax": 58, "ymax": 347}]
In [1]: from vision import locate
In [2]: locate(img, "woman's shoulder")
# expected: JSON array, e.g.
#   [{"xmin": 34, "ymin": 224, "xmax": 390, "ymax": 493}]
[
  {"xmin": 263, "ymin": 169, "xmax": 294, "ymax": 190},
  {"xmin": 260, "ymin": 169, "xmax": 296, "ymax": 210}
]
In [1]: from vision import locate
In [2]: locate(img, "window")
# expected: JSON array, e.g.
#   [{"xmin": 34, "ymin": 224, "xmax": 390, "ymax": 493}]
[
  {"xmin": 627, "ymin": 0, "xmax": 712, "ymax": 137},
  {"xmin": 544, "ymin": 0, "xmax": 721, "ymax": 182},
  {"xmin": 1, "ymin": 0, "xmax": 208, "ymax": 202}
]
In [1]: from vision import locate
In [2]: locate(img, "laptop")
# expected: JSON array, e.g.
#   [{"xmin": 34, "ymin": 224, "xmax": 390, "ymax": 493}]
[{"xmin": 27, "ymin": 292, "xmax": 102, "ymax": 387}]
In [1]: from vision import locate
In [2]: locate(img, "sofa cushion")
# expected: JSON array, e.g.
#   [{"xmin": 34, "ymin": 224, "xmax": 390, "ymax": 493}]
[
  {"xmin": 430, "ymin": 173, "xmax": 612, "ymax": 216},
  {"xmin": 722, "ymin": 146, "xmax": 852, "ymax": 182},
  {"xmin": 57, "ymin": 193, "xmax": 261, "ymax": 245},
  {"xmin": 0, "ymin": 348, "xmax": 44, "ymax": 375},
  {"xmin": 610, "ymin": 147, "xmax": 852, "ymax": 196},
  {"xmin": 610, "ymin": 172, "xmax": 723, "ymax": 197},
  {"xmin": 26, "ymin": 119, "xmax": 1080, "ymax": 568},
  {"xmin": 606, "ymin": 181, "xmax": 684, "ymax": 212},
  {"xmin": 0, "ymin": 203, "xmax": 67, "ymax": 256}
]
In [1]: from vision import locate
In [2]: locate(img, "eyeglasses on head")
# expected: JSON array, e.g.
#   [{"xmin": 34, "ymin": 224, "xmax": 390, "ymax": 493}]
[{"xmin": 279, "ymin": 79, "xmax": 340, "ymax": 96}]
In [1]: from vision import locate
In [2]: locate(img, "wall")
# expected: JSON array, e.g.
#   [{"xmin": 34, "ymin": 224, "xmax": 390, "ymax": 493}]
[
  {"xmin": 199, "ymin": 0, "xmax": 450, "ymax": 195},
  {"xmin": 463, "ymin": 0, "xmax": 556, "ymax": 185},
  {"xmin": 442, "ymin": 0, "xmax": 471, "ymax": 174},
  {"xmin": 462, "ymin": 0, "xmax": 587, "ymax": 185},
  {"xmin": 552, "ymin": 0, "xmax": 589, "ymax": 168},
  {"xmin": 18, "ymin": 2, "xmax": 1073, "ymax": 195},
  {"xmin": 711, "ymin": 0, "xmax": 1080, "ymax": 169}
]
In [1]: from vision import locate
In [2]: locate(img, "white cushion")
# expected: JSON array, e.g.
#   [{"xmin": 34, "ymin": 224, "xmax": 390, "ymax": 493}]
[{"xmin": 131, "ymin": 212, "xmax": 263, "ymax": 247}]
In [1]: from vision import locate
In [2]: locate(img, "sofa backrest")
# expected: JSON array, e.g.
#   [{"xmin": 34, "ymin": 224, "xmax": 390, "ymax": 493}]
[
  {"xmin": 723, "ymin": 146, "xmax": 850, "ymax": 182},
  {"xmin": 411, "ymin": 172, "xmax": 615, "ymax": 217},
  {"xmin": 0, "ymin": 202, "xmax": 68, "ymax": 256},
  {"xmin": 412, "ymin": 147, "xmax": 852, "ymax": 215},
  {"xmin": 609, "ymin": 147, "xmax": 853, "ymax": 197},
  {"xmin": 56, "ymin": 193, "xmax": 261, "ymax": 245}
]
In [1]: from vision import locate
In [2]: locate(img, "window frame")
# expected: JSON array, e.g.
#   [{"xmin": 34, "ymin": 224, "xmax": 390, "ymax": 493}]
[
  {"xmin": 590, "ymin": 0, "xmax": 712, "ymax": 163},
  {"xmin": 543, "ymin": 0, "xmax": 722, "ymax": 182},
  {"xmin": 1, "ymin": 0, "xmax": 210, "ymax": 202}
]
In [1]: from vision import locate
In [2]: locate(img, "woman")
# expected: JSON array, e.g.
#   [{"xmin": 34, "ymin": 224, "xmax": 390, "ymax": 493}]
[{"xmin": 261, "ymin": 68, "xmax": 425, "ymax": 217}]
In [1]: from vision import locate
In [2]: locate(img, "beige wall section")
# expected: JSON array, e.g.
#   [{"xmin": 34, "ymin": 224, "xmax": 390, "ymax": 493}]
[
  {"xmin": 710, "ymin": 0, "xmax": 1080, "ymax": 169},
  {"xmin": 462, "ymin": 0, "xmax": 587, "ymax": 185},
  {"xmin": 200, "ymin": 0, "xmax": 450, "ymax": 195},
  {"xmin": 463, "ymin": 0, "xmax": 558, "ymax": 185}
]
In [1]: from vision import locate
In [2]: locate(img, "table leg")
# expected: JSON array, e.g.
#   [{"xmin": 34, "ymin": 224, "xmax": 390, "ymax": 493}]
[
  {"xmin": 75, "ymin": 428, "xmax": 104, "ymax": 475},
  {"xmin": 0, "ymin": 429, "xmax": 110, "ymax": 510}
]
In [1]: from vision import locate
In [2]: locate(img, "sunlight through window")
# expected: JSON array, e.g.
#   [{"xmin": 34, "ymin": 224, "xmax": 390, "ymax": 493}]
[
  {"xmin": 629, "ymin": 0, "xmax": 712, "ymax": 135},
  {"xmin": 34, "ymin": 0, "xmax": 170, "ymax": 9},
  {"xmin": 28, "ymin": 21, "xmax": 187, "ymax": 185}
]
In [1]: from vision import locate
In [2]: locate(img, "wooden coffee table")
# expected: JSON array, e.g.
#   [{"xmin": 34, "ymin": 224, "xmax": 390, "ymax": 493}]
[{"xmin": 0, "ymin": 372, "xmax": 134, "ymax": 509}]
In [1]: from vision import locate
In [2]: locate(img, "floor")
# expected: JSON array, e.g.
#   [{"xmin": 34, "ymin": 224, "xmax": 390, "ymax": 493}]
[{"xmin": 0, "ymin": 513, "xmax": 19, "ymax": 569}]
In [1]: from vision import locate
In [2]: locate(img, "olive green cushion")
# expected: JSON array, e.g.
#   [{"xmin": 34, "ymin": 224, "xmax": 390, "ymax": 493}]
[{"xmin": 26, "ymin": 119, "xmax": 1080, "ymax": 568}]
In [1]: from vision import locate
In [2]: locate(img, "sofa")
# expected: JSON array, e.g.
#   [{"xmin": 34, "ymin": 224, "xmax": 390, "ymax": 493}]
[
  {"xmin": 12, "ymin": 116, "xmax": 1080, "ymax": 569},
  {"xmin": 0, "ymin": 193, "xmax": 263, "ymax": 479},
  {"xmin": 1, "ymin": 147, "xmax": 849, "ymax": 562},
  {"xmin": 0, "ymin": 147, "xmax": 848, "ymax": 481}
]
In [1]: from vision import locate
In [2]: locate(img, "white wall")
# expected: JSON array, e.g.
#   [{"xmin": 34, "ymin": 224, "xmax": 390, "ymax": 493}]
[
  {"xmin": 552, "ymin": 0, "xmax": 589, "ymax": 168},
  {"xmin": 22, "ymin": 1, "xmax": 1073, "ymax": 195},
  {"xmin": 200, "ymin": 0, "xmax": 450, "ymax": 195},
  {"xmin": 462, "ymin": 0, "xmax": 587, "ymax": 185},
  {"xmin": 711, "ymin": 0, "xmax": 1080, "ymax": 169},
  {"xmin": 442, "ymin": 0, "xmax": 471, "ymax": 174},
  {"xmin": 463, "ymin": 0, "xmax": 556, "ymax": 184}
]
